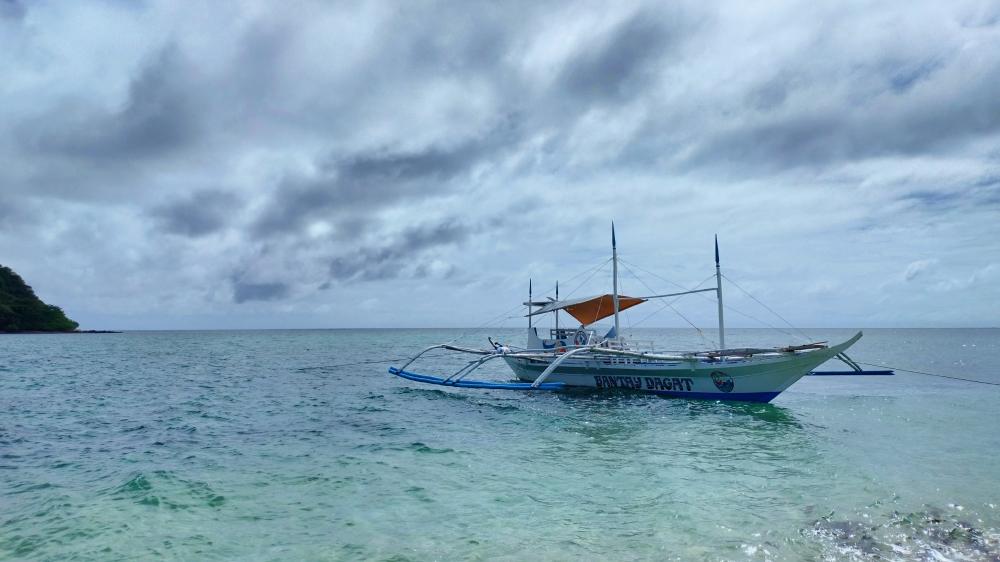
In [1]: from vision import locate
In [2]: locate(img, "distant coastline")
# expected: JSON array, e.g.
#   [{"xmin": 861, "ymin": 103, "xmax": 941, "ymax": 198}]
[{"xmin": 0, "ymin": 330, "xmax": 121, "ymax": 334}]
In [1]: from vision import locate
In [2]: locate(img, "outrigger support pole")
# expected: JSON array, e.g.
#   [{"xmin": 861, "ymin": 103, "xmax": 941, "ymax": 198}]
[
  {"xmin": 836, "ymin": 352, "xmax": 863, "ymax": 373},
  {"xmin": 397, "ymin": 344, "xmax": 493, "ymax": 373},
  {"xmin": 443, "ymin": 353, "xmax": 511, "ymax": 383},
  {"xmin": 531, "ymin": 345, "xmax": 594, "ymax": 388}
]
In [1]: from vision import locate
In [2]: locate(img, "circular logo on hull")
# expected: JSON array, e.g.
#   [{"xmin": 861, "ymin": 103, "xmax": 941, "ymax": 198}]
[{"xmin": 711, "ymin": 371, "xmax": 734, "ymax": 393}]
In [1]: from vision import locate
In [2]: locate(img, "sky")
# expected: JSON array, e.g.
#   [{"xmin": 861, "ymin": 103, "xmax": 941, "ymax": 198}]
[{"xmin": 1, "ymin": 0, "xmax": 999, "ymax": 331}]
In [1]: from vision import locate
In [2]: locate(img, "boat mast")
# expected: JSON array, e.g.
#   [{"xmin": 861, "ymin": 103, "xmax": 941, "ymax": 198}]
[
  {"xmin": 528, "ymin": 278, "xmax": 532, "ymax": 330},
  {"xmin": 555, "ymin": 280, "xmax": 559, "ymax": 333},
  {"xmin": 612, "ymin": 222, "xmax": 620, "ymax": 342},
  {"xmin": 715, "ymin": 235, "xmax": 726, "ymax": 350}
]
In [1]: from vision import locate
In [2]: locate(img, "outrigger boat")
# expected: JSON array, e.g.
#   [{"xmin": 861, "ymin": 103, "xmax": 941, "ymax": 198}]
[{"xmin": 390, "ymin": 226, "xmax": 890, "ymax": 403}]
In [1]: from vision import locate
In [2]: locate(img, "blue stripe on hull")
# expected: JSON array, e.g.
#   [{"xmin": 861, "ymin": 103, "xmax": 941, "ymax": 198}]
[
  {"xmin": 808, "ymin": 370, "xmax": 894, "ymax": 376},
  {"xmin": 647, "ymin": 390, "xmax": 781, "ymax": 403},
  {"xmin": 391, "ymin": 367, "xmax": 781, "ymax": 402}
]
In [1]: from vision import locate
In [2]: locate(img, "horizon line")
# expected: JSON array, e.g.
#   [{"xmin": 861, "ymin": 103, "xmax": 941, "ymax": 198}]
[{"xmin": 36, "ymin": 326, "xmax": 1000, "ymax": 332}]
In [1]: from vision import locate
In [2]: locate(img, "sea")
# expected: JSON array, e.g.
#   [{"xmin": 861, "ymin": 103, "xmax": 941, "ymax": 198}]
[{"xmin": 1, "ymin": 328, "xmax": 998, "ymax": 561}]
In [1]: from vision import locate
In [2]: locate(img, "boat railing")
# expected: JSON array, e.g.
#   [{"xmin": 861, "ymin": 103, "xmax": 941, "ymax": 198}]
[
  {"xmin": 548, "ymin": 328, "xmax": 598, "ymax": 343},
  {"xmin": 623, "ymin": 339, "xmax": 656, "ymax": 352}
]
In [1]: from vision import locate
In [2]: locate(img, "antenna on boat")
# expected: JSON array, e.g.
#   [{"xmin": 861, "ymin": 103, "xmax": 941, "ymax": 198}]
[
  {"xmin": 528, "ymin": 278, "xmax": 532, "ymax": 330},
  {"xmin": 612, "ymin": 222, "xmax": 620, "ymax": 343},
  {"xmin": 715, "ymin": 234, "xmax": 726, "ymax": 350}
]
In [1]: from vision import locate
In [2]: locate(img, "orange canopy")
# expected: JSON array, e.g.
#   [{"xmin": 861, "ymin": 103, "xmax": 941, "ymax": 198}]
[{"xmin": 558, "ymin": 294, "xmax": 646, "ymax": 325}]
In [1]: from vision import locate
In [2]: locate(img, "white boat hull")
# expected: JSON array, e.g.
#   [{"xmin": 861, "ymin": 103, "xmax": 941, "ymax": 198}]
[{"xmin": 503, "ymin": 332, "xmax": 861, "ymax": 403}]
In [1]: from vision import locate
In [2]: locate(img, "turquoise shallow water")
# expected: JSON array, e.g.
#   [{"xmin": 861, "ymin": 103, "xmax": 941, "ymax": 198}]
[{"xmin": 2, "ymin": 328, "xmax": 999, "ymax": 561}]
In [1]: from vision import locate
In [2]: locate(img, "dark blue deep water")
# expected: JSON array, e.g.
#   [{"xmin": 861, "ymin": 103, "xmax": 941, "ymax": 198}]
[{"xmin": 2, "ymin": 328, "xmax": 999, "ymax": 560}]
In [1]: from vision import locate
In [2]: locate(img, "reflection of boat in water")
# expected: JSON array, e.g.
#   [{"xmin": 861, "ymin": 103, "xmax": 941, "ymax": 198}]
[{"xmin": 391, "ymin": 225, "xmax": 888, "ymax": 403}]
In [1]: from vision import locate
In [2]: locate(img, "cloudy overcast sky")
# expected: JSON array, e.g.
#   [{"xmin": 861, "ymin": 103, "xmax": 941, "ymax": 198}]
[{"xmin": 1, "ymin": 0, "xmax": 998, "ymax": 330}]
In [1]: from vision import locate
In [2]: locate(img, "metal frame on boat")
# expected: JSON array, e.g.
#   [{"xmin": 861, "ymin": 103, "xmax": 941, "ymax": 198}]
[{"xmin": 390, "ymin": 226, "xmax": 889, "ymax": 403}]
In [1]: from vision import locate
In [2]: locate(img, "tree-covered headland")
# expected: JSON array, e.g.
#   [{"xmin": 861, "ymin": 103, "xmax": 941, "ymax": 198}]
[{"xmin": 0, "ymin": 265, "xmax": 79, "ymax": 332}]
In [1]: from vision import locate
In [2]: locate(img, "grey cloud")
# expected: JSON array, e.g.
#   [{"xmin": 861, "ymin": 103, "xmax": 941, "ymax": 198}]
[
  {"xmin": 682, "ymin": 61, "xmax": 1000, "ymax": 173},
  {"xmin": 899, "ymin": 190, "xmax": 962, "ymax": 209},
  {"xmin": 890, "ymin": 172, "xmax": 1000, "ymax": 214},
  {"xmin": 228, "ymin": 218, "xmax": 474, "ymax": 306},
  {"xmin": 747, "ymin": 73, "xmax": 796, "ymax": 112},
  {"xmin": 558, "ymin": 10, "xmax": 686, "ymax": 104},
  {"xmin": 0, "ymin": 199, "xmax": 34, "ymax": 231},
  {"xmin": 972, "ymin": 174, "xmax": 1000, "ymax": 188},
  {"xmin": 328, "ymin": 220, "xmax": 470, "ymax": 282},
  {"xmin": 339, "ymin": 143, "xmax": 486, "ymax": 184},
  {"xmin": 396, "ymin": 5, "xmax": 511, "ymax": 76},
  {"xmin": 608, "ymin": 13, "xmax": 1000, "ymax": 176},
  {"xmin": 232, "ymin": 279, "xmax": 290, "ymax": 303},
  {"xmin": 229, "ymin": 22, "xmax": 291, "ymax": 94},
  {"xmin": 0, "ymin": 0, "xmax": 28, "ymax": 20},
  {"xmin": 25, "ymin": 46, "xmax": 198, "ymax": 160},
  {"xmin": 251, "ymin": 126, "xmax": 517, "ymax": 239},
  {"xmin": 151, "ymin": 190, "xmax": 242, "ymax": 237},
  {"xmin": 959, "ymin": 7, "xmax": 1000, "ymax": 28},
  {"xmin": 250, "ymin": 182, "xmax": 337, "ymax": 238},
  {"xmin": 0, "ymin": 0, "xmax": 25, "ymax": 20},
  {"xmin": 963, "ymin": 174, "xmax": 1000, "ymax": 206},
  {"xmin": 685, "ymin": 113, "xmax": 846, "ymax": 171},
  {"xmin": 885, "ymin": 58, "xmax": 944, "ymax": 93},
  {"xmin": 233, "ymin": 6, "xmax": 520, "ymax": 142}
]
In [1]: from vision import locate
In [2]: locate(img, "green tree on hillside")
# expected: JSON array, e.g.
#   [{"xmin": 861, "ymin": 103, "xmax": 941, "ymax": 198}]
[{"xmin": 0, "ymin": 265, "xmax": 79, "ymax": 332}]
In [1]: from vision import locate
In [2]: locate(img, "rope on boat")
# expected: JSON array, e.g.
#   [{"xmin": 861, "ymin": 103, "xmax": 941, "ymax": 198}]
[
  {"xmin": 443, "ymin": 302, "xmax": 525, "ymax": 346},
  {"xmin": 721, "ymin": 273, "xmax": 813, "ymax": 342},
  {"xmin": 618, "ymin": 260, "xmax": 713, "ymax": 346},
  {"xmin": 562, "ymin": 258, "xmax": 612, "ymax": 301},
  {"xmin": 857, "ymin": 361, "xmax": 1000, "ymax": 387},
  {"xmin": 440, "ymin": 258, "xmax": 614, "ymax": 347},
  {"xmin": 619, "ymin": 258, "xmax": 807, "ymax": 342}
]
